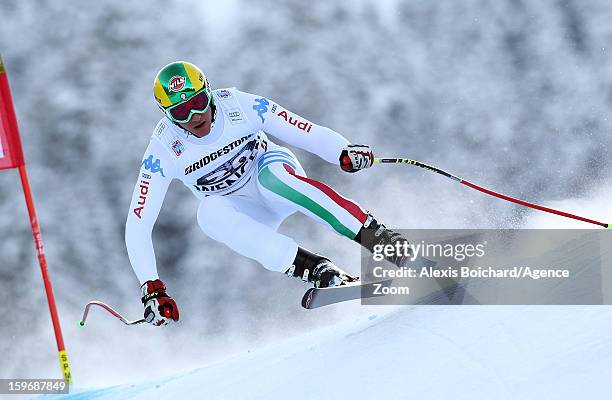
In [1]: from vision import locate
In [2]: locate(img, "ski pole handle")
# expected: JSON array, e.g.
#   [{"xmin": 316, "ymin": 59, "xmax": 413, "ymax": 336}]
[
  {"xmin": 79, "ymin": 301, "xmax": 145, "ymax": 327},
  {"xmin": 374, "ymin": 157, "xmax": 609, "ymax": 229}
]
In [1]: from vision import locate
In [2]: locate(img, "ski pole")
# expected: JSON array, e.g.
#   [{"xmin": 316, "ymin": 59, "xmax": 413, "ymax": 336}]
[
  {"xmin": 78, "ymin": 301, "xmax": 145, "ymax": 327},
  {"xmin": 374, "ymin": 157, "xmax": 609, "ymax": 229}
]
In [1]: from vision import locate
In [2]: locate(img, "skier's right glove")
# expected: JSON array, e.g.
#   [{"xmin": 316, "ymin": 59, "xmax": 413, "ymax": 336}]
[
  {"xmin": 339, "ymin": 144, "xmax": 374, "ymax": 173},
  {"xmin": 141, "ymin": 279, "xmax": 179, "ymax": 326}
]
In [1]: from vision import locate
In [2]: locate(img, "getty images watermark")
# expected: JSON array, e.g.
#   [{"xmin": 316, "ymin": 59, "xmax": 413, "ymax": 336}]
[
  {"xmin": 371, "ymin": 239, "xmax": 570, "ymax": 281},
  {"xmin": 360, "ymin": 229, "xmax": 612, "ymax": 305}
]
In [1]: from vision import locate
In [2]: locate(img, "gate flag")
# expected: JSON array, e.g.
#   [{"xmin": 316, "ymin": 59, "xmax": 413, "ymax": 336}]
[{"xmin": 0, "ymin": 53, "xmax": 25, "ymax": 170}]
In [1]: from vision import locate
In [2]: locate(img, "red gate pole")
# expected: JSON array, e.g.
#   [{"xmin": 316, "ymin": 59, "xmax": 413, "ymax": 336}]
[
  {"xmin": 17, "ymin": 165, "xmax": 73, "ymax": 384},
  {"xmin": 0, "ymin": 52, "xmax": 72, "ymax": 383}
]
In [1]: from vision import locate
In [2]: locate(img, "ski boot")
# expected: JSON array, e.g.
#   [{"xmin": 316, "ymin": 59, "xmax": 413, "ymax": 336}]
[
  {"xmin": 354, "ymin": 212, "xmax": 412, "ymax": 268},
  {"xmin": 286, "ymin": 247, "xmax": 359, "ymax": 288}
]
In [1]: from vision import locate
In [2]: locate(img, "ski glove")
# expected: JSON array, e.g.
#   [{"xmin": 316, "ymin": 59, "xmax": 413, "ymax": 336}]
[
  {"xmin": 141, "ymin": 279, "xmax": 179, "ymax": 326},
  {"xmin": 340, "ymin": 144, "xmax": 374, "ymax": 173}
]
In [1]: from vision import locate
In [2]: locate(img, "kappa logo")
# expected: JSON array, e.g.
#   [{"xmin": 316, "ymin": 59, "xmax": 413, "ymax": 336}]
[
  {"xmin": 142, "ymin": 155, "xmax": 166, "ymax": 177},
  {"xmin": 168, "ymin": 76, "xmax": 186, "ymax": 92},
  {"xmin": 171, "ymin": 137, "xmax": 185, "ymax": 157},
  {"xmin": 253, "ymin": 98, "xmax": 270, "ymax": 123}
]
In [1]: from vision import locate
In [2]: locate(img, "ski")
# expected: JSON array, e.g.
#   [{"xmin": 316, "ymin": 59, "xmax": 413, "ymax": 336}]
[{"xmin": 301, "ymin": 279, "xmax": 393, "ymax": 309}]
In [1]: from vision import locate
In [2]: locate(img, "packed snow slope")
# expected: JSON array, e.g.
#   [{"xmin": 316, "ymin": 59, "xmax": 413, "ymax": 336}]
[{"xmin": 48, "ymin": 304, "xmax": 612, "ymax": 400}]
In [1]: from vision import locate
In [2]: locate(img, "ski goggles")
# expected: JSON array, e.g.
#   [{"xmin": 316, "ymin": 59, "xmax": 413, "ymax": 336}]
[{"xmin": 165, "ymin": 89, "xmax": 212, "ymax": 123}]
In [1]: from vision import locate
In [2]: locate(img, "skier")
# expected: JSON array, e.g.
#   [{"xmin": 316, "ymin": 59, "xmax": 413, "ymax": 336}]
[{"xmin": 126, "ymin": 61, "xmax": 408, "ymax": 326}]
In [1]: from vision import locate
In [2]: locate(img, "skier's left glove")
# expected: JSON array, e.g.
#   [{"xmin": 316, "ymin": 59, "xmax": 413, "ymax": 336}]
[
  {"xmin": 340, "ymin": 144, "xmax": 374, "ymax": 173},
  {"xmin": 141, "ymin": 279, "xmax": 179, "ymax": 327}
]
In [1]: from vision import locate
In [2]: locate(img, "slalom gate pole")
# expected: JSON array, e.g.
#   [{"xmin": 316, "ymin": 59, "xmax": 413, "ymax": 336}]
[
  {"xmin": 374, "ymin": 157, "xmax": 609, "ymax": 229},
  {"xmin": 17, "ymin": 165, "xmax": 73, "ymax": 383},
  {"xmin": 1, "ymin": 52, "xmax": 72, "ymax": 383}
]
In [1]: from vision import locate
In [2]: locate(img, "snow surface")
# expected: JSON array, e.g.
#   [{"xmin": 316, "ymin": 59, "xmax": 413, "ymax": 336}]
[
  {"xmin": 45, "ymin": 304, "xmax": 612, "ymax": 400},
  {"xmin": 38, "ymin": 177, "xmax": 612, "ymax": 400}
]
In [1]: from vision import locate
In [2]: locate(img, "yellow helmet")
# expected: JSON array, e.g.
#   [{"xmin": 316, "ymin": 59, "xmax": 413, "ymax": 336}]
[{"xmin": 153, "ymin": 61, "xmax": 211, "ymax": 109}]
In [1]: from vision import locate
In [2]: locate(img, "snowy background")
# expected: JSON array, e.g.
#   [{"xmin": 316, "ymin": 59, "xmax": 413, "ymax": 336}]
[{"xmin": 1, "ymin": 0, "xmax": 612, "ymax": 396}]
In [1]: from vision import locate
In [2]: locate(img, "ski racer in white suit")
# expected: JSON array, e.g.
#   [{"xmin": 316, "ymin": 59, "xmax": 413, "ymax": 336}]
[{"xmin": 126, "ymin": 61, "xmax": 408, "ymax": 326}]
